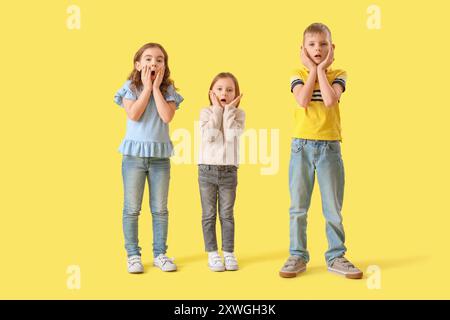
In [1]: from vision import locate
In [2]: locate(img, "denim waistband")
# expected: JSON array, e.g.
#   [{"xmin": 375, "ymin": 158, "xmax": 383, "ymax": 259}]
[
  {"xmin": 198, "ymin": 164, "xmax": 237, "ymax": 171},
  {"xmin": 295, "ymin": 138, "xmax": 340, "ymax": 144}
]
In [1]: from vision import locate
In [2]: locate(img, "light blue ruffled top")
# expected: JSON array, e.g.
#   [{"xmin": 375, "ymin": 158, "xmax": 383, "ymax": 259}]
[{"xmin": 114, "ymin": 80, "xmax": 184, "ymax": 158}]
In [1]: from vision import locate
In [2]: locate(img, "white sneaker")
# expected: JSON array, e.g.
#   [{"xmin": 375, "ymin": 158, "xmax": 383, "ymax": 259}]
[
  {"xmin": 224, "ymin": 252, "xmax": 239, "ymax": 271},
  {"xmin": 208, "ymin": 252, "xmax": 225, "ymax": 272},
  {"xmin": 153, "ymin": 254, "xmax": 177, "ymax": 272},
  {"xmin": 127, "ymin": 255, "xmax": 144, "ymax": 274}
]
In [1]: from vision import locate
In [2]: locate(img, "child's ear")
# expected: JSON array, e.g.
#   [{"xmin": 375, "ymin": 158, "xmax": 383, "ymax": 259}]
[{"xmin": 135, "ymin": 61, "xmax": 141, "ymax": 71}]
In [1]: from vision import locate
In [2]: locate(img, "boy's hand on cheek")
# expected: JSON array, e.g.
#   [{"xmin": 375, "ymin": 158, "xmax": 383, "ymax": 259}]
[
  {"xmin": 318, "ymin": 45, "xmax": 334, "ymax": 71},
  {"xmin": 301, "ymin": 46, "xmax": 316, "ymax": 71}
]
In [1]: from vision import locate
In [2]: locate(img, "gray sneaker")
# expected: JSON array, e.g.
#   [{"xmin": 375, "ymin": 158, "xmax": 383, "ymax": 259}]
[
  {"xmin": 279, "ymin": 256, "xmax": 307, "ymax": 278},
  {"xmin": 327, "ymin": 257, "xmax": 363, "ymax": 279}
]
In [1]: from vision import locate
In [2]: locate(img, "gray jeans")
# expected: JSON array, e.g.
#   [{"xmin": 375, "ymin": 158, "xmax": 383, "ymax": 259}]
[{"xmin": 198, "ymin": 164, "xmax": 238, "ymax": 252}]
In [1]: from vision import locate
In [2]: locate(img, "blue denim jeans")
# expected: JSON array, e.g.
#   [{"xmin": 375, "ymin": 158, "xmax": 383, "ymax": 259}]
[
  {"xmin": 122, "ymin": 155, "xmax": 170, "ymax": 258},
  {"xmin": 289, "ymin": 138, "xmax": 347, "ymax": 265},
  {"xmin": 198, "ymin": 165, "xmax": 238, "ymax": 252}
]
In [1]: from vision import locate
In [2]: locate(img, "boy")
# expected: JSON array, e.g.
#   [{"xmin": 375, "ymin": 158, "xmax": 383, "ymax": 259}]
[{"xmin": 279, "ymin": 23, "xmax": 363, "ymax": 279}]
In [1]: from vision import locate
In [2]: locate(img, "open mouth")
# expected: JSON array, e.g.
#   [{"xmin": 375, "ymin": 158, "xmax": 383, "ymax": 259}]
[
  {"xmin": 220, "ymin": 99, "xmax": 227, "ymax": 103},
  {"xmin": 314, "ymin": 54, "xmax": 322, "ymax": 59},
  {"xmin": 151, "ymin": 70, "xmax": 156, "ymax": 76}
]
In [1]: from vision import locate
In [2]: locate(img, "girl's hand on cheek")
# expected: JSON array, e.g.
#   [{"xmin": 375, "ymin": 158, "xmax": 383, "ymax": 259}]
[
  {"xmin": 225, "ymin": 93, "xmax": 243, "ymax": 108},
  {"xmin": 141, "ymin": 65, "xmax": 153, "ymax": 90},
  {"xmin": 153, "ymin": 66, "xmax": 165, "ymax": 90},
  {"xmin": 210, "ymin": 91, "xmax": 222, "ymax": 108}
]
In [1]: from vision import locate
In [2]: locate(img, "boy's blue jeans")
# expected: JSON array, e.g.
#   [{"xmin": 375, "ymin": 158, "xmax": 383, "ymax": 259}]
[
  {"xmin": 289, "ymin": 138, "xmax": 347, "ymax": 265},
  {"xmin": 122, "ymin": 155, "xmax": 170, "ymax": 258}
]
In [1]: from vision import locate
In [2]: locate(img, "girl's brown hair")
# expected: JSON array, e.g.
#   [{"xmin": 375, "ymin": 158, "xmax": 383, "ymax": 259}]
[
  {"xmin": 208, "ymin": 72, "xmax": 241, "ymax": 107},
  {"xmin": 127, "ymin": 42, "xmax": 176, "ymax": 96}
]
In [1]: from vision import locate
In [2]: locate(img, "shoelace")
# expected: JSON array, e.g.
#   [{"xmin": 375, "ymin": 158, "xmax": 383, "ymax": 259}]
[
  {"xmin": 284, "ymin": 257, "xmax": 301, "ymax": 267},
  {"xmin": 224, "ymin": 255, "xmax": 237, "ymax": 264},
  {"xmin": 128, "ymin": 257, "xmax": 141, "ymax": 265},
  {"xmin": 158, "ymin": 255, "xmax": 174, "ymax": 266},
  {"xmin": 210, "ymin": 255, "xmax": 222, "ymax": 265},
  {"xmin": 334, "ymin": 257, "xmax": 355, "ymax": 269}
]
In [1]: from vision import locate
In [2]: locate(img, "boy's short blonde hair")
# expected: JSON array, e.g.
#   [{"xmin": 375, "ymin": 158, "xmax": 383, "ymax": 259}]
[{"xmin": 303, "ymin": 23, "xmax": 332, "ymax": 42}]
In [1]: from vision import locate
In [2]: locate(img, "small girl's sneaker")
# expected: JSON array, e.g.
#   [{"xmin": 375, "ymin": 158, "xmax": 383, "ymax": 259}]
[
  {"xmin": 223, "ymin": 252, "xmax": 239, "ymax": 271},
  {"xmin": 127, "ymin": 255, "xmax": 144, "ymax": 274},
  {"xmin": 208, "ymin": 252, "xmax": 225, "ymax": 272},
  {"xmin": 153, "ymin": 254, "xmax": 177, "ymax": 272}
]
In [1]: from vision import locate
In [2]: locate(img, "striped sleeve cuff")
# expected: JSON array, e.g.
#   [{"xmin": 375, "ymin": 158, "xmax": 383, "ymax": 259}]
[
  {"xmin": 332, "ymin": 78, "xmax": 346, "ymax": 92},
  {"xmin": 290, "ymin": 77, "xmax": 304, "ymax": 92}
]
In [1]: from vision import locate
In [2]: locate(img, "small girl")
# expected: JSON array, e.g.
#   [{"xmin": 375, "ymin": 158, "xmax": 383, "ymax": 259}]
[
  {"xmin": 114, "ymin": 43, "xmax": 183, "ymax": 274},
  {"xmin": 198, "ymin": 72, "xmax": 245, "ymax": 272}
]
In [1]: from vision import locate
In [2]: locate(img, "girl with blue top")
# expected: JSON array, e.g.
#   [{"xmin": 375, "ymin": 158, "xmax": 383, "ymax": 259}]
[{"xmin": 114, "ymin": 43, "xmax": 183, "ymax": 274}]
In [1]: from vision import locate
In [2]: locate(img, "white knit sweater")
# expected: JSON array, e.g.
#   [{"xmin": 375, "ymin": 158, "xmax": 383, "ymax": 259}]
[{"xmin": 198, "ymin": 105, "xmax": 246, "ymax": 167}]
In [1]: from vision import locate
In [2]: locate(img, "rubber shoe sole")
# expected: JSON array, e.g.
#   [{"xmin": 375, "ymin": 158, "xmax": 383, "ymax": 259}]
[
  {"xmin": 153, "ymin": 262, "xmax": 177, "ymax": 272},
  {"xmin": 279, "ymin": 265, "xmax": 306, "ymax": 278},
  {"xmin": 128, "ymin": 269, "xmax": 144, "ymax": 274},
  {"xmin": 327, "ymin": 266, "xmax": 363, "ymax": 279},
  {"xmin": 225, "ymin": 265, "xmax": 239, "ymax": 271},
  {"xmin": 209, "ymin": 264, "xmax": 225, "ymax": 272}
]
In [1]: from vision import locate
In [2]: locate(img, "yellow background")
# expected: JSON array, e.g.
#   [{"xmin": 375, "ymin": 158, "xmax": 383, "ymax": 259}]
[{"xmin": 1, "ymin": 0, "xmax": 449, "ymax": 299}]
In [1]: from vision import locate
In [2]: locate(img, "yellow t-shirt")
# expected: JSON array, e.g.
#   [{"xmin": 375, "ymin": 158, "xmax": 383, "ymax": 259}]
[{"xmin": 290, "ymin": 67, "xmax": 347, "ymax": 141}]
